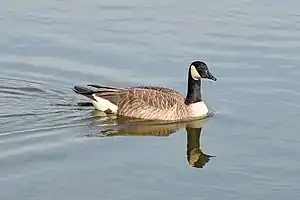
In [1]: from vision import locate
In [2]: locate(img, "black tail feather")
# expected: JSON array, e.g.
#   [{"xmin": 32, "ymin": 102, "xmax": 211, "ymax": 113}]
[
  {"xmin": 73, "ymin": 85, "xmax": 96, "ymax": 101},
  {"xmin": 73, "ymin": 84, "xmax": 121, "ymax": 101},
  {"xmin": 73, "ymin": 85, "xmax": 95, "ymax": 94},
  {"xmin": 87, "ymin": 84, "xmax": 122, "ymax": 91}
]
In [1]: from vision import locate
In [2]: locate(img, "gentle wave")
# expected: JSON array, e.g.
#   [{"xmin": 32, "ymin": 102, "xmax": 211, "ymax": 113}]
[
  {"xmin": 232, "ymin": 87, "xmax": 300, "ymax": 96},
  {"xmin": 0, "ymin": 137, "xmax": 81, "ymax": 159}
]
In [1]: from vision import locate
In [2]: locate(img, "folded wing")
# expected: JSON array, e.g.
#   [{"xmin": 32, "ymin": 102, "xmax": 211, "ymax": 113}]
[{"xmin": 93, "ymin": 86, "xmax": 188, "ymax": 120}]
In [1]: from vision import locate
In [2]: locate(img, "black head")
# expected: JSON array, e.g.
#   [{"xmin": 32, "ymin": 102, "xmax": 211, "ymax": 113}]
[{"xmin": 189, "ymin": 61, "xmax": 217, "ymax": 81}]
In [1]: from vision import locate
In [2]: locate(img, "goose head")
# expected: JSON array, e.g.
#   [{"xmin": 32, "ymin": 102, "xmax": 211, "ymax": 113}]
[{"xmin": 189, "ymin": 61, "xmax": 217, "ymax": 81}]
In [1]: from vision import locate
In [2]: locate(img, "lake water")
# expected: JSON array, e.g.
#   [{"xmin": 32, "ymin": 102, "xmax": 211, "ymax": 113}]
[{"xmin": 1, "ymin": 0, "xmax": 300, "ymax": 199}]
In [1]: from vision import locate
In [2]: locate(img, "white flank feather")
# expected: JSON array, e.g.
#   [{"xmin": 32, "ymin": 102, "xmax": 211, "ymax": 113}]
[{"xmin": 92, "ymin": 94, "xmax": 118, "ymax": 113}]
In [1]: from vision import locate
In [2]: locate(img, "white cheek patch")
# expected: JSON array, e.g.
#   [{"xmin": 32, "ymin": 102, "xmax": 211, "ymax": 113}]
[{"xmin": 190, "ymin": 65, "xmax": 201, "ymax": 80}]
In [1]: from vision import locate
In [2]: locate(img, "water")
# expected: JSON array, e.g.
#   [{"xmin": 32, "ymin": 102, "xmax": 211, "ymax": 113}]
[{"xmin": 1, "ymin": 0, "xmax": 300, "ymax": 199}]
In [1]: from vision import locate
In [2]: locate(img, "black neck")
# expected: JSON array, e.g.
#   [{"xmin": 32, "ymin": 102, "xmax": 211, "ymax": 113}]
[{"xmin": 185, "ymin": 74, "xmax": 202, "ymax": 105}]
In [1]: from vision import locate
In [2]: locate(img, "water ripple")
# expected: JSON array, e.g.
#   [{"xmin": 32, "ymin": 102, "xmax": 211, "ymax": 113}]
[{"xmin": 1, "ymin": 1, "xmax": 300, "ymax": 199}]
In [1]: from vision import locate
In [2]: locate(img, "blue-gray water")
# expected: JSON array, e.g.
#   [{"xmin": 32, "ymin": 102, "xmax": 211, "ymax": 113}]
[{"xmin": 1, "ymin": 1, "xmax": 300, "ymax": 199}]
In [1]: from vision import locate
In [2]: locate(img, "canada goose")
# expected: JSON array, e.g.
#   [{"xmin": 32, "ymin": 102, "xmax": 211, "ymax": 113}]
[{"xmin": 73, "ymin": 61, "xmax": 217, "ymax": 121}]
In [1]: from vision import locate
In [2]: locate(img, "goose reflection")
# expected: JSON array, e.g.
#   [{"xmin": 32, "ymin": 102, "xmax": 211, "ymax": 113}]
[
  {"xmin": 185, "ymin": 120, "xmax": 215, "ymax": 168},
  {"xmin": 91, "ymin": 110, "xmax": 215, "ymax": 168}
]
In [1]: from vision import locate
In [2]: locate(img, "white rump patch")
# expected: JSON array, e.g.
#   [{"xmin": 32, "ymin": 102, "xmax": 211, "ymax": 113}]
[
  {"xmin": 188, "ymin": 101, "xmax": 208, "ymax": 118},
  {"xmin": 92, "ymin": 94, "xmax": 118, "ymax": 113},
  {"xmin": 190, "ymin": 65, "xmax": 201, "ymax": 80}
]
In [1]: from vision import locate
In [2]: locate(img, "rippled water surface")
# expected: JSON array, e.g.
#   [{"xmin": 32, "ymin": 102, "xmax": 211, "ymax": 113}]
[{"xmin": 1, "ymin": 1, "xmax": 300, "ymax": 199}]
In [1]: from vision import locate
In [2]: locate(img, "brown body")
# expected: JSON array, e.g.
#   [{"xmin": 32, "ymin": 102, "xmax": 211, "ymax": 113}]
[{"xmin": 91, "ymin": 86, "xmax": 192, "ymax": 121}]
